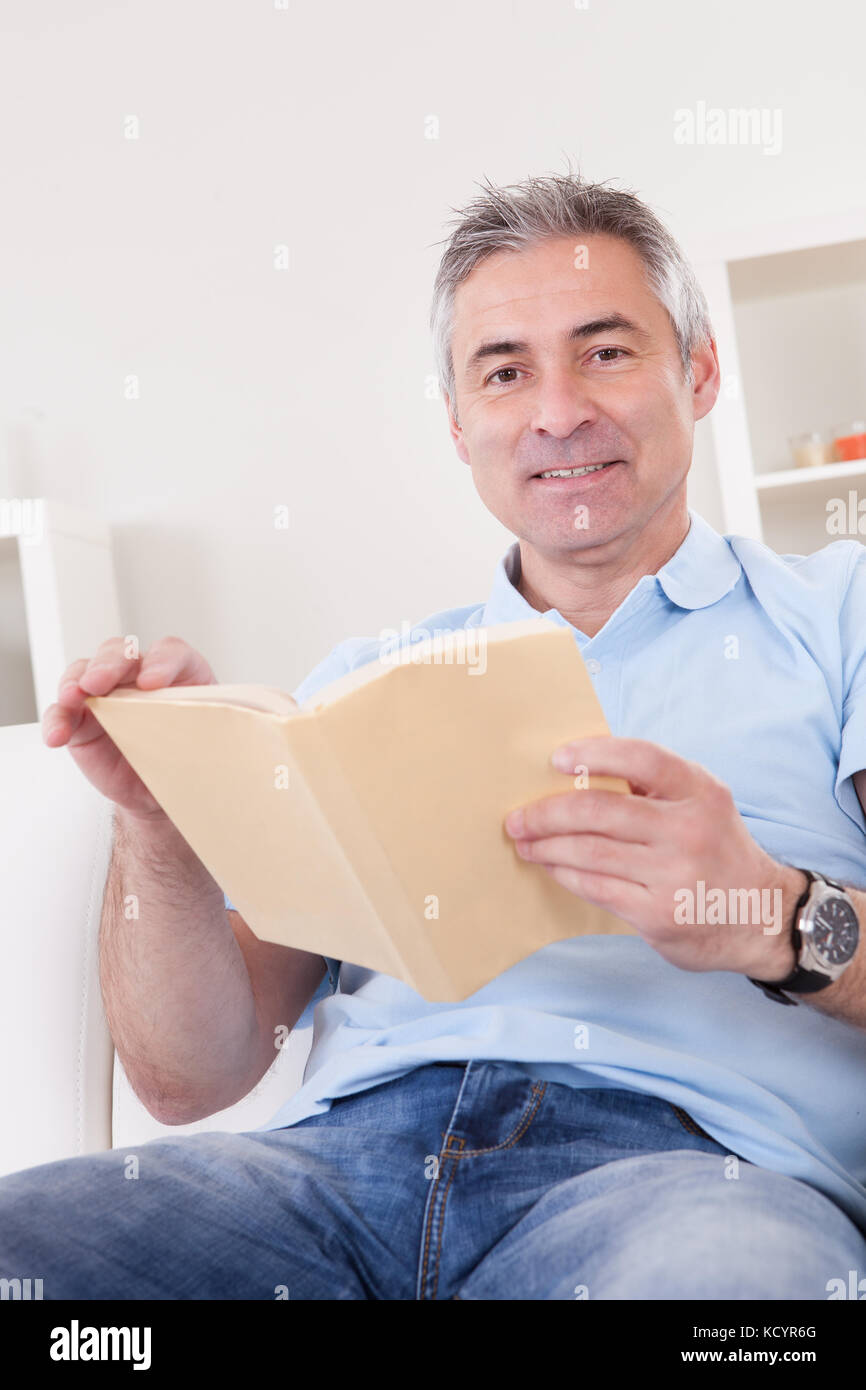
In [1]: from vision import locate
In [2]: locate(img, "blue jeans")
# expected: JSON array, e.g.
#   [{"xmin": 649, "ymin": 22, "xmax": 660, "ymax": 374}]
[{"xmin": 1, "ymin": 1061, "xmax": 864, "ymax": 1299}]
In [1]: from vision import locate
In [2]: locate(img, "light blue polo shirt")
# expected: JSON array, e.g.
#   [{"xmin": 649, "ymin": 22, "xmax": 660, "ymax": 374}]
[{"xmin": 224, "ymin": 508, "xmax": 866, "ymax": 1233}]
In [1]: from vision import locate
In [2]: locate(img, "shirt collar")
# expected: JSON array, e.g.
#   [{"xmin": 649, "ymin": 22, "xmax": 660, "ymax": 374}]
[{"xmin": 480, "ymin": 508, "xmax": 742, "ymax": 628}]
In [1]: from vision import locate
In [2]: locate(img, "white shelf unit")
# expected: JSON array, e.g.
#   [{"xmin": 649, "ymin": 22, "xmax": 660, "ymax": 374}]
[
  {"xmin": 693, "ymin": 208, "xmax": 866, "ymax": 554},
  {"xmin": 0, "ymin": 498, "xmax": 121, "ymax": 726}
]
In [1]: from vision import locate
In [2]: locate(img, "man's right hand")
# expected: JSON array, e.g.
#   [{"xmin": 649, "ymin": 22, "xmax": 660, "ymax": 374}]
[{"xmin": 42, "ymin": 635, "xmax": 217, "ymax": 822}]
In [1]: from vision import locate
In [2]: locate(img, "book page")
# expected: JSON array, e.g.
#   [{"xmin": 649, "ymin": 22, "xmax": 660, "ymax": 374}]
[{"xmin": 93, "ymin": 684, "xmax": 299, "ymax": 717}]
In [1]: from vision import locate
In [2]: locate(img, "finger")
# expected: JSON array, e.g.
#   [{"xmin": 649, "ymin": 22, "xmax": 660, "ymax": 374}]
[
  {"xmin": 135, "ymin": 636, "xmax": 213, "ymax": 689},
  {"xmin": 57, "ymin": 655, "xmax": 141, "ymax": 711},
  {"xmin": 63, "ymin": 704, "xmax": 109, "ymax": 750},
  {"xmin": 42, "ymin": 697, "xmax": 106, "ymax": 749},
  {"xmin": 515, "ymin": 831, "xmax": 652, "ymax": 884},
  {"xmin": 552, "ymin": 736, "xmax": 701, "ymax": 800},
  {"xmin": 57, "ymin": 657, "xmax": 89, "ymax": 692},
  {"xmin": 541, "ymin": 861, "xmax": 651, "ymax": 923},
  {"xmin": 55, "ymin": 658, "xmax": 92, "ymax": 711},
  {"xmin": 42, "ymin": 701, "xmax": 78, "ymax": 747},
  {"xmin": 76, "ymin": 638, "xmax": 144, "ymax": 696},
  {"xmin": 506, "ymin": 787, "xmax": 660, "ymax": 844}
]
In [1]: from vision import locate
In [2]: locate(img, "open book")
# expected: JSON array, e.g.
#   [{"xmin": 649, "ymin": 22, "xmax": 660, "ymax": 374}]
[{"xmin": 85, "ymin": 619, "xmax": 636, "ymax": 1001}]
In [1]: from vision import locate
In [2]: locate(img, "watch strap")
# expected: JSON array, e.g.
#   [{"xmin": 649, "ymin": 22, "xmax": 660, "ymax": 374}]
[{"xmin": 748, "ymin": 869, "xmax": 817, "ymax": 1005}]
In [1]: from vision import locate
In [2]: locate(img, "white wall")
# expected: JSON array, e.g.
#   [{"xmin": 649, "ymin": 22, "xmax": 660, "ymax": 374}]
[{"xmin": 0, "ymin": 0, "xmax": 862, "ymax": 693}]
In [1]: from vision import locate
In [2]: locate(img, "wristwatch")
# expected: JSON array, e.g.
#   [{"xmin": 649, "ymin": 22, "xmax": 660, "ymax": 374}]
[{"xmin": 748, "ymin": 869, "xmax": 860, "ymax": 1006}]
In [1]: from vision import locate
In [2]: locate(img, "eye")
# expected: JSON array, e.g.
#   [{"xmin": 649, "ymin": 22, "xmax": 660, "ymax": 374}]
[
  {"xmin": 485, "ymin": 367, "xmax": 522, "ymax": 387},
  {"xmin": 590, "ymin": 347, "xmax": 629, "ymax": 363}
]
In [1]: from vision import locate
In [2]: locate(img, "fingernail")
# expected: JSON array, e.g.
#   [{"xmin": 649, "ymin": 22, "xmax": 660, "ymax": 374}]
[
  {"xmin": 551, "ymin": 748, "xmax": 575, "ymax": 772},
  {"xmin": 505, "ymin": 808, "xmax": 524, "ymax": 835}
]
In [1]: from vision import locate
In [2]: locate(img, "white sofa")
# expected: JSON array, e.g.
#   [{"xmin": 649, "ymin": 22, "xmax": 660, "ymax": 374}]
[{"xmin": 0, "ymin": 722, "xmax": 313, "ymax": 1179}]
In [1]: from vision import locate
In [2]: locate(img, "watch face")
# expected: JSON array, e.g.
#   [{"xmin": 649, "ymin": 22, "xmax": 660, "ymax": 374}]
[{"xmin": 811, "ymin": 896, "xmax": 860, "ymax": 967}]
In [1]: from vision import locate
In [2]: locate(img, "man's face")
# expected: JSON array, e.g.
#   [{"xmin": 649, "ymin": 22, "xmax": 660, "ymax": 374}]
[{"xmin": 446, "ymin": 233, "xmax": 719, "ymax": 555}]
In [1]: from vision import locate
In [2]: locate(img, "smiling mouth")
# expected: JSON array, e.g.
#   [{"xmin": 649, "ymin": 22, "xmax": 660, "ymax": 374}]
[{"xmin": 533, "ymin": 461, "xmax": 621, "ymax": 478}]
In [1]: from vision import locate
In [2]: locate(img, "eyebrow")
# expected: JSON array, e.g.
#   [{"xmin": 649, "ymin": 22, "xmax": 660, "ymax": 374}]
[{"xmin": 464, "ymin": 313, "xmax": 652, "ymax": 377}]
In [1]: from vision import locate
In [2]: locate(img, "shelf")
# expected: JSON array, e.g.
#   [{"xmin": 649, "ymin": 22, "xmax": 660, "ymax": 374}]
[
  {"xmin": 694, "ymin": 213, "xmax": 866, "ymax": 545},
  {"xmin": 0, "ymin": 498, "xmax": 120, "ymax": 726},
  {"xmin": 755, "ymin": 458, "xmax": 866, "ymax": 496}
]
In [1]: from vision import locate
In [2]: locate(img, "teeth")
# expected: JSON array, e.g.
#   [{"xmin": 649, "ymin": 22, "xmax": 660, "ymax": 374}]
[{"xmin": 538, "ymin": 463, "xmax": 613, "ymax": 478}]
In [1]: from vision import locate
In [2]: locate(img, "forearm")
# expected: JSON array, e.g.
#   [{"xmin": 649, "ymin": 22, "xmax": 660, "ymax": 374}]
[{"xmin": 99, "ymin": 808, "xmax": 262, "ymax": 1121}]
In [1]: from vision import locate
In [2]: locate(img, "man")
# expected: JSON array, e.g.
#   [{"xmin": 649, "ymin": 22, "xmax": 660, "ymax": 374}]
[{"xmin": 3, "ymin": 171, "xmax": 866, "ymax": 1300}]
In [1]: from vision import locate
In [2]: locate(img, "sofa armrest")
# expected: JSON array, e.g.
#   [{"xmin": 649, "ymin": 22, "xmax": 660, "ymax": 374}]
[{"xmin": 0, "ymin": 724, "xmax": 115, "ymax": 1177}]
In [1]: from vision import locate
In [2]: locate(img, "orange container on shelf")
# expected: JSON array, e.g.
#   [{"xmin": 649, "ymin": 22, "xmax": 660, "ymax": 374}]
[{"xmin": 833, "ymin": 421, "xmax": 866, "ymax": 462}]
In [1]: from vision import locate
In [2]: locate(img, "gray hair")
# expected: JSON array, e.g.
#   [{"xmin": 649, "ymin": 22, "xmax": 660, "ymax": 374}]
[{"xmin": 429, "ymin": 167, "xmax": 713, "ymax": 421}]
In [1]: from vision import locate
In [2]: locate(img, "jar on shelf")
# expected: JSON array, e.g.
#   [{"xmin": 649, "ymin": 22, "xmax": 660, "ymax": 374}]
[
  {"xmin": 787, "ymin": 431, "xmax": 833, "ymax": 470},
  {"xmin": 832, "ymin": 421, "xmax": 866, "ymax": 463}
]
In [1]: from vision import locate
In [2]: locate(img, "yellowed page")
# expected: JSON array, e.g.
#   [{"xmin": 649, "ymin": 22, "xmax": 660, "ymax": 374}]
[{"xmin": 93, "ymin": 683, "xmax": 299, "ymax": 716}]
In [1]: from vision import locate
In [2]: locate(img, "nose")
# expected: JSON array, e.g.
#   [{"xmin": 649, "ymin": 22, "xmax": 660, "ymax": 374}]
[{"xmin": 528, "ymin": 365, "xmax": 599, "ymax": 439}]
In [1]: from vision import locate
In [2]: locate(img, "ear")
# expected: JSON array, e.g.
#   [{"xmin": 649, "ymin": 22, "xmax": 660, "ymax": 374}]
[
  {"xmin": 690, "ymin": 337, "xmax": 721, "ymax": 424},
  {"xmin": 444, "ymin": 392, "xmax": 471, "ymax": 466}
]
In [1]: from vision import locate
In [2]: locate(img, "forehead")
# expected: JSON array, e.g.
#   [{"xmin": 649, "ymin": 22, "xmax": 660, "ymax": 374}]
[{"xmin": 451, "ymin": 234, "xmax": 663, "ymax": 354}]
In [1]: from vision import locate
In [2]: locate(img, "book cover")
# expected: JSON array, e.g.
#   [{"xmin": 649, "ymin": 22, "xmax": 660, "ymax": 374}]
[{"xmin": 85, "ymin": 619, "xmax": 636, "ymax": 1000}]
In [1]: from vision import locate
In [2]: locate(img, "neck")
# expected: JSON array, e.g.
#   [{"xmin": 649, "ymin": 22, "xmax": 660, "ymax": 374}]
[{"xmin": 516, "ymin": 499, "xmax": 690, "ymax": 639}]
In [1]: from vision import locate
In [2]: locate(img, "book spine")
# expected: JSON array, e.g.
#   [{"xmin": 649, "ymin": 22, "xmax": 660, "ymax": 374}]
[{"xmin": 288, "ymin": 713, "xmax": 455, "ymax": 999}]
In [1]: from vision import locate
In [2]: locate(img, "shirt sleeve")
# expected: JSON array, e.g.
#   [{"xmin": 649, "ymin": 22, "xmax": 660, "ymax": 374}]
[{"xmin": 835, "ymin": 545, "xmax": 866, "ymax": 829}]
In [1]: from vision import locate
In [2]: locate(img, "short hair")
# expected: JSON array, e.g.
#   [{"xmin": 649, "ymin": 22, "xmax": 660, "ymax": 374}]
[{"xmin": 429, "ymin": 165, "xmax": 713, "ymax": 420}]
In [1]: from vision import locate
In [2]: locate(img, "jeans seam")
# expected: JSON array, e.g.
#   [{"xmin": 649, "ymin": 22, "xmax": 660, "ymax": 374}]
[
  {"xmin": 670, "ymin": 1102, "xmax": 714, "ymax": 1141},
  {"xmin": 428, "ymin": 1138, "xmax": 464, "ymax": 1302},
  {"xmin": 417, "ymin": 1063, "xmax": 475, "ymax": 1301}
]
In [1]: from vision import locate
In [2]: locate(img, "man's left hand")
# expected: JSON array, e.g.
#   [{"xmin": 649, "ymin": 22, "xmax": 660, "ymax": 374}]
[{"xmin": 504, "ymin": 736, "xmax": 804, "ymax": 981}]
